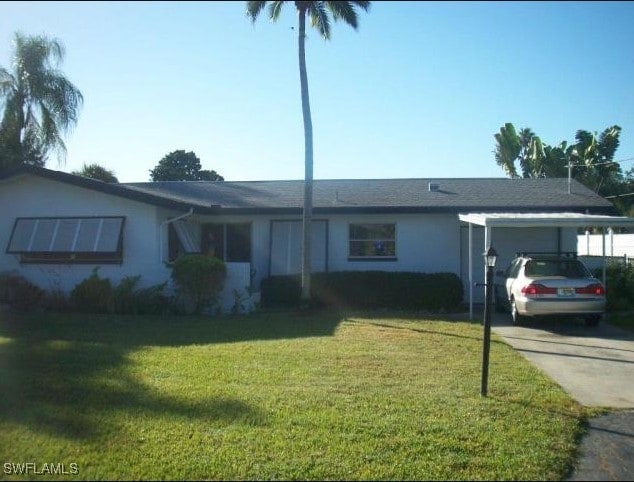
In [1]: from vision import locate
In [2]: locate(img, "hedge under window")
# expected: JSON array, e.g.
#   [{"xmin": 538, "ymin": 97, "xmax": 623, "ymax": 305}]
[
  {"xmin": 349, "ymin": 223, "xmax": 396, "ymax": 259},
  {"xmin": 7, "ymin": 217, "xmax": 125, "ymax": 264}
]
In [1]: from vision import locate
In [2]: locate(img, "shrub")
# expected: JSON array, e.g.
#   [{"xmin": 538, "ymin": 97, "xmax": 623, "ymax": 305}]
[
  {"xmin": 0, "ymin": 272, "xmax": 44, "ymax": 311},
  {"xmin": 126, "ymin": 281, "xmax": 170, "ymax": 315},
  {"xmin": 42, "ymin": 286, "xmax": 71, "ymax": 312},
  {"xmin": 595, "ymin": 262, "xmax": 634, "ymax": 311},
  {"xmin": 113, "ymin": 275, "xmax": 169, "ymax": 315},
  {"xmin": 171, "ymin": 255, "xmax": 227, "ymax": 314},
  {"xmin": 261, "ymin": 271, "xmax": 464, "ymax": 312},
  {"xmin": 112, "ymin": 275, "xmax": 141, "ymax": 314},
  {"xmin": 70, "ymin": 268, "xmax": 113, "ymax": 313}
]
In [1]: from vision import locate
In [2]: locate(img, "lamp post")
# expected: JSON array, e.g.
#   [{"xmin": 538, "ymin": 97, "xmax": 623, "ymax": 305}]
[{"xmin": 481, "ymin": 246, "xmax": 497, "ymax": 397}]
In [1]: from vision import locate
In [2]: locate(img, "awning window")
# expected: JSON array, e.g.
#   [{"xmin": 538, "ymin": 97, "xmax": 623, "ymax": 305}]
[
  {"xmin": 172, "ymin": 220, "xmax": 199, "ymax": 253},
  {"xmin": 7, "ymin": 217, "xmax": 125, "ymax": 264}
]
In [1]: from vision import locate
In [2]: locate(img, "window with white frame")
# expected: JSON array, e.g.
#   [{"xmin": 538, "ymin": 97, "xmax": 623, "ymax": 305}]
[
  {"xmin": 348, "ymin": 223, "xmax": 396, "ymax": 260},
  {"xmin": 6, "ymin": 216, "xmax": 125, "ymax": 264}
]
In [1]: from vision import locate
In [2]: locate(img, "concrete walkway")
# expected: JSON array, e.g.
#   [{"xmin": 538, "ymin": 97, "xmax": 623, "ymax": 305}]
[{"xmin": 490, "ymin": 313, "xmax": 634, "ymax": 480}]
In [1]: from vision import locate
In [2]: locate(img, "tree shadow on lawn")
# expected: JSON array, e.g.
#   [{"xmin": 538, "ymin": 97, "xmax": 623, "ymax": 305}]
[
  {"xmin": 0, "ymin": 309, "xmax": 343, "ymax": 348},
  {"xmin": 0, "ymin": 309, "xmax": 341, "ymax": 441},
  {"xmin": 343, "ymin": 312, "xmax": 505, "ymax": 345},
  {"xmin": 0, "ymin": 337, "xmax": 267, "ymax": 441}
]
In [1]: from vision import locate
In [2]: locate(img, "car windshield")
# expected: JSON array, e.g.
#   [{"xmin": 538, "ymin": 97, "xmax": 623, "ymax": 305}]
[{"xmin": 524, "ymin": 259, "xmax": 591, "ymax": 278}]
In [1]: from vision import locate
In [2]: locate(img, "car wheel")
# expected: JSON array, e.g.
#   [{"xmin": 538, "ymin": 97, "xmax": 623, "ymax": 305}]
[
  {"xmin": 511, "ymin": 298, "xmax": 524, "ymax": 326},
  {"xmin": 585, "ymin": 315, "xmax": 601, "ymax": 327}
]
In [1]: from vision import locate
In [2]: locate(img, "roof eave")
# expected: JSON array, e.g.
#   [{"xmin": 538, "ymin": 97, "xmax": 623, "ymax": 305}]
[{"xmin": 0, "ymin": 165, "xmax": 220, "ymax": 214}]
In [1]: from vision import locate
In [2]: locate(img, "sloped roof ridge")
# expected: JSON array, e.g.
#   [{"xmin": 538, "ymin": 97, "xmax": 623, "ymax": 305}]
[{"xmin": 126, "ymin": 176, "xmax": 570, "ymax": 185}]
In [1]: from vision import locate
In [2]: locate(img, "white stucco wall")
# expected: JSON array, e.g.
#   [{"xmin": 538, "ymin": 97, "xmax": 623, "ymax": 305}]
[
  {"xmin": 0, "ymin": 179, "xmax": 266, "ymax": 314},
  {"xmin": 2, "ymin": 173, "xmax": 587, "ymax": 313},
  {"xmin": 0, "ymin": 174, "xmax": 170, "ymax": 294},
  {"xmin": 326, "ymin": 213, "xmax": 461, "ymax": 274}
]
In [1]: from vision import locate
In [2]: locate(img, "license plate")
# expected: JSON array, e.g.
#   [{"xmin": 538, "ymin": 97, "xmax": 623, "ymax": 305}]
[{"xmin": 557, "ymin": 288, "xmax": 575, "ymax": 297}]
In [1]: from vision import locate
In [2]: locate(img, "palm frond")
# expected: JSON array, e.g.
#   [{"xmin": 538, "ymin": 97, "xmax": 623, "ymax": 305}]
[
  {"xmin": 308, "ymin": 2, "xmax": 331, "ymax": 39},
  {"xmin": 1, "ymin": 32, "xmax": 81, "ymax": 166},
  {"xmin": 38, "ymin": 106, "xmax": 66, "ymax": 162},
  {"xmin": 40, "ymin": 72, "xmax": 83, "ymax": 131},
  {"xmin": 597, "ymin": 125, "xmax": 621, "ymax": 162},
  {"xmin": 246, "ymin": 1, "xmax": 268, "ymax": 22},
  {"xmin": 268, "ymin": 1, "xmax": 286, "ymax": 21},
  {"xmin": 494, "ymin": 123, "xmax": 520, "ymax": 178}
]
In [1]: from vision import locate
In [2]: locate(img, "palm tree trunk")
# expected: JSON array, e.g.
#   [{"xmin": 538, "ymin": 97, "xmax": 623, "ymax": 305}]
[{"xmin": 298, "ymin": 7, "xmax": 313, "ymax": 303}]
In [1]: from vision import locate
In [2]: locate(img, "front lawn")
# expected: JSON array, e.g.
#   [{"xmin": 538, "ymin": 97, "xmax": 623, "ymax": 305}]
[{"xmin": 0, "ymin": 310, "xmax": 588, "ymax": 480}]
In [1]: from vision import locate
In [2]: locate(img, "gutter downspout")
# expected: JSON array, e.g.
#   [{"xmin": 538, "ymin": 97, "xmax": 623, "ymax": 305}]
[{"xmin": 159, "ymin": 208, "xmax": 194, "ymax": 262}]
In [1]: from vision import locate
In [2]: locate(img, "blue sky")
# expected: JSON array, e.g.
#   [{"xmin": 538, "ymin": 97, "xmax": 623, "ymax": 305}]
[{"xmin": 1, "ymin": 1, "xmax": 633, "ymax": 183}]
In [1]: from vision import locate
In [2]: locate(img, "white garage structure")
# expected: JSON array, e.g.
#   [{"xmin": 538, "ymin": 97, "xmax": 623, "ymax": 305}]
[{"xmin": 459, "ymin": 212, "xmax": 634, "ymax": 319}]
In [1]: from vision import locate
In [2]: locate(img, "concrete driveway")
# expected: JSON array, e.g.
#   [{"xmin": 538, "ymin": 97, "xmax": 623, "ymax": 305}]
[
  {"xmin": 491, "ymin": 314, "xmax": 634, "ymax": 408},
  {"xmin": 489, "ymin": 313, "xmax": 634, "ymax": 480}
]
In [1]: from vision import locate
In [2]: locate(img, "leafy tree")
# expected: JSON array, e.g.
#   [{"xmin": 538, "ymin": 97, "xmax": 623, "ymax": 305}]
[
  {"xmin": 0, "ymin": 32, "xmax": 83, "ymax": 169},
  {"xmin": 494, "ymin": 123, "xmax": 623, "ymax": 192},
  {"xmin": 72, "ymin": 163, "xmax": 119, "ymax": 183},
  {"xmin": 246, "ymin": 0, "xmax": 370, "ymax": 302},
  {"xmin": 149, "ymin": 150, "xmax": 224, "ymax": 181},
  {"xmin": 606, "ymin": 167, "xmax": 634, "ymax": 217},
  {"xmin": 494, "ymin": 124, "xmax": 546, "ymax": 179},
  {"xmin": 494, "ymin": 123, "xmax": 521, "ymax": 178},
  {"xmin": 571, "ymin": 126, "xmax": 622, "ymax": 195}
]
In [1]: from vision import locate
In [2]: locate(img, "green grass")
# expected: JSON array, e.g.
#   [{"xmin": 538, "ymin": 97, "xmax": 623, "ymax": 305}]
[{"xmin": 0, "ymin": 310, "xmax": 589, "ymax": 480}]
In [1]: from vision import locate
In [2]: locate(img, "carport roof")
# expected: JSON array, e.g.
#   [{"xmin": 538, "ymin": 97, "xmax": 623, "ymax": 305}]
[{"xmin": 459, "ymin": 212, "xmax": 634, "ymax": 229}]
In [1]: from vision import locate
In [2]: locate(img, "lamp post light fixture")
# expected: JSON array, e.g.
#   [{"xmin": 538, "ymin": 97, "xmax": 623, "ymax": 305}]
[{"xmin": 481, "ymin": 246, "xmax": 497, "ymax": 397}]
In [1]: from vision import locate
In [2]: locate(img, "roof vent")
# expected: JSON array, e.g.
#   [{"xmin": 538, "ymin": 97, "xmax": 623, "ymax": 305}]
[{"xmin": 428, "ymin": 182, "xmax": 440, "ymax": 192}]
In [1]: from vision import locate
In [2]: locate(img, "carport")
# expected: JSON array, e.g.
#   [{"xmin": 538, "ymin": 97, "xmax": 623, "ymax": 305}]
[{"xmin": 459, "ymin": 212, "xmax": 634, "ymax": 319}]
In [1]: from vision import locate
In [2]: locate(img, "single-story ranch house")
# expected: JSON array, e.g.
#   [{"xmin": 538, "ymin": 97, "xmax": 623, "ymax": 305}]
[{"xmin": 0, "ymin": 164, "xmax": 629, "ymax": 313}]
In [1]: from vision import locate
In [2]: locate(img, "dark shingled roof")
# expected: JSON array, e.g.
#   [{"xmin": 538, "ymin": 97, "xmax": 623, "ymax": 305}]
[
  {"xmin": 124, "ymin": 177, "xmax": 616, "ymax": 214},
  {"xmin": 0, "ymin": 165, "xmax": 616, "ymax": 215}
]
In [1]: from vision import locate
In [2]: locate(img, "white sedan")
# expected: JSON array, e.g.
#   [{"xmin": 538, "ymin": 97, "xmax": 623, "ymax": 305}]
[{"xmin": 496, "ymin": 253, "xmax": 606, "ymax": 326}]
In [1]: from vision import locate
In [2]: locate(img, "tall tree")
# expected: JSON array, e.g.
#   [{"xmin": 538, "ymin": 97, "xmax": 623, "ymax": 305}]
[
  {"xmin": 150, "ymin": 150, "xmax": 224, "ymax": 181},
  {"xmin": 0, "ymin": 32, "xmax": 83, "ymax": 168},
  {"xmin": 571, "ymin": 126, "xmax": 622, "ymax": 194},
  {"xmin": 494, "ymin": 124, "xmax": 546, "ymax": 179},
  {"xmin": 494, "ymin": 123, "xmax": 623, "ymax": 193},
  {"xmin": 494, "ymin": 123, "xmax": 521, "ymax": 178},
  {"xmin": 246, "ymin": 0, "xmax": 370, "ymax": 302},
  {"xmin": 72, "ymin": 163, "xmax": 119, "ymax": 183}
]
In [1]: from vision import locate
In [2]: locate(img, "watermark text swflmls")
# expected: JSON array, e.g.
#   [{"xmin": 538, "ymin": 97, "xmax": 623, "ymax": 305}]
[{"xmin": 4, "ymin": 462, "xmax": 79, "ymax": 475}]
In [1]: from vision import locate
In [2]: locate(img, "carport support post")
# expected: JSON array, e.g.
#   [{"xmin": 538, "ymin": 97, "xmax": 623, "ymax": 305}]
[{"xmin": 469, "ymin": 223, "xmax": 473, "ymax": 320}]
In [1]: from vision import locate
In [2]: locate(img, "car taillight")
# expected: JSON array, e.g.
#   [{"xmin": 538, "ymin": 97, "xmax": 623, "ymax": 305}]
[
  {"xmin": 521, "ymin": 283, "xmax": 556, "ymax": 295},
  {"xmin": 575, "ymin": 284, "xmax": 605, "ymax": 296}
]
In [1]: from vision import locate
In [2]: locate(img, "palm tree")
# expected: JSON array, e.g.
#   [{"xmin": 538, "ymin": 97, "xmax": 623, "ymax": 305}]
[
  {"xmin": 0, "ymin": 32, "xmax": 83, "ymax": 168},
  {"xmin": 246, "ymin": 1, "xmax": 370, "ymax": 303},
  {"xmin": 572, "ymin": 125, "xmax": 622, "ymax": 193},
  {"xmin": 494, "ymin": 123, "xmax": 520, "ymax": 178}
]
